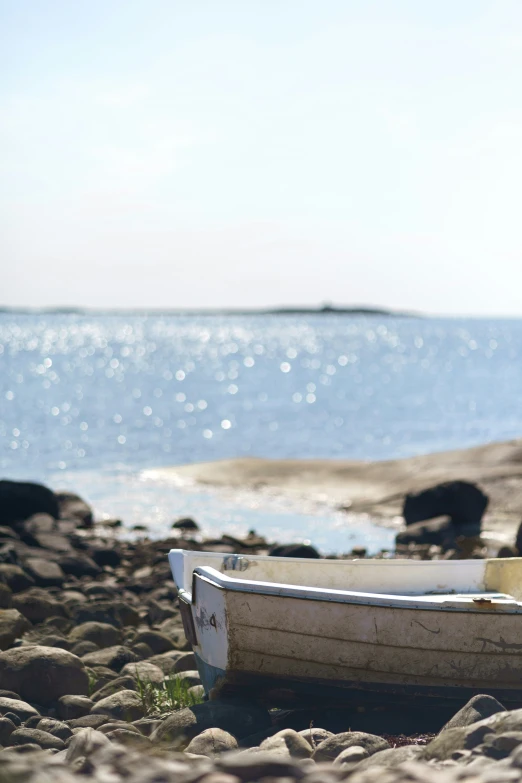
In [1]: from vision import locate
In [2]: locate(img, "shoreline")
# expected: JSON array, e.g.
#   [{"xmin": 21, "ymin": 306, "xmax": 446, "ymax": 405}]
[{"xmin": 150, "ymin": 437, "xmax": 522, "ymax": 541}]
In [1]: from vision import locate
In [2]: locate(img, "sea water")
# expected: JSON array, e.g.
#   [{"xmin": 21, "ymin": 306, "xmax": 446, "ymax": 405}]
[{"xmin": 1, "ymin": 313, "xmax": 521, "ymax": 552}]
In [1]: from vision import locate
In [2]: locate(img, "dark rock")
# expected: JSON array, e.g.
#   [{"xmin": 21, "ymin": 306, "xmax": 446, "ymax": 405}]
[
  {"xmin": 0, "ymin": 608, "xmax": 31, "ymax": 650},
  {"xmin": 70, "ymin": 640, "xmax": 99, "ymax": 657},
  {"xmin": 9, "ymin": 727, "xmax": 65, "ymax": 749},
  {"xmin": 269, "ymin": 544, "xmax": 320, "ymax": 558},
  {"xmin": 151, "ymin": 700, "xmax": 271, "ymax": 744},
  {"xmin": 172, "ymin": 518, "xmax": 200, "ymax": 531},
  {"xmin": 88, "ymin": 543, "xmax": 121, "ymax": 568},
  {"xmin": 22, "ymin": 631, "xmax": 71, "ymax": 650},
  {"xmin": 0, "ymin": 645, "xmax": 89, "ymax": 705},
  {"xmin": 55, "ymin": 491, "xmax": 93, "ymax": 527},
  {"xmin": 396, "ymin": 516, "xmax": 457, "ymax": 547},
  {"xmin": 0, "ymin": 582, "xmax": 12, "ymax": 608},
  {"xmin": 130, "ymin": 641, "xmax": 154, "ymax": 659},
  {"xmin": 0, "ymin": 716, "xmax": 16, "ymax": 745},
  {"xmin": 516, "ymin": 522, "xmax": 522, "ymax": 555},
  {"xmin": 144, "ymin": 598, "xmax": 178, "ymax": 624},
  {"xmin": 132, "ymin": 630, "xmax": 174, "ymax": 654},
  {"xmin": 24, "ymin": 716, "xmax": 41, "ymax": 728},
  {"xmin": 186, "ymin": 728, "xmax": 238, "ymax": 757},
  {"xmin": 36, "ymin": 718, "xmax": 73, "ymax": 740},
  {"xmin": 57, "ymin": 694, "xmax": 94, "ymax": 720},
  {"xmin": 0, "ymin": 564, "xmax": 35, "ymax": 593},
  {"xmin": 312, "ymin": 731, "xmax": 390, "ymax": 761},
  {"xmin": 90, "ymin": 689, "xmax": 145, "ymax": 721},
  {"xmin": 23, "ymin": 557, "xmax": 65, "ymax": 587},
  {"xmin": 403, "ymin": 480, "xmax": 488, "ymax": 527},
  {"xmin": 12, "ymin": 590, "xmax": 66, "ymax": 623},
  {"xmin": 82, "ymin": 645, "xmax": 140, "ymax": 672},
  {"xmin": 442, "ymin": 694, "xmax": 506, "ymax": 731},
  {"xmin": 67, "ymin": 714, "xmax": 111, "ymax": 729},
  {"xmin": 68, "ymin": 621, "xmax": 122, "ymax": 649},
  {"xmin": 70, "ymin": 600, "xmax": 140, "ymax": 628},
  {"xmin": 0, "ymin": 481, "xmax": 59, "ymax": 526},
  {"xmin": 90, "ymin": 675, "xmax": 137, "ymax": 702},
  {"xmin": 57, "ymin": 554, "xmax": 101, "ymax": 578}
]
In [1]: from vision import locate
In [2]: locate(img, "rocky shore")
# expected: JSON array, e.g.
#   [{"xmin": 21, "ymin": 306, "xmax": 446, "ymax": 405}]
[{"xmin": 1, "ymin": 481, "xmax": 522, "ymax": 782}]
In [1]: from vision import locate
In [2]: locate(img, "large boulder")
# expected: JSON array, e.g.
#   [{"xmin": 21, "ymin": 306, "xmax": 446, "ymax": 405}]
[
  {"xmin": 0, "ymin": 645, "xmax": 89, "ymax": 705},
  {"xmin": 269, "ymin": 543, "xmax": 320, "ymax": 558},
  {"xmin": 0, "ymin": 608, "xmax": 31, "ymax": 650},
  {"xmin": 55, "ymin": 491, "xmax": 93, "ymax": 526},
  {"xmin": 0, "ymin": 481, "xmax": 59, "ymax": 525},
  {"xmin": 442, "ymin": 695, "xmax": 506, "ymax": 731},
  {"xmin": 403, "ymin": 481, "xmax": 488, "ymax": 527}
]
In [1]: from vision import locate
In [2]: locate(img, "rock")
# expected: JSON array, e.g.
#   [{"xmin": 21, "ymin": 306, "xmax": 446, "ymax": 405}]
[
  {"xmin": 132, "ymin": 630, "xmax": 175, "ymax": 654},
  {"xmin": 98, "ymin": 721, "xmax": 142, "ymax": 734},
  {"xmin": 151, "ymin": 700, "xmax": 271, "ymax": 744},
  {"xmin": 88, "ymin": 543, "xmax": 121, "ymax": 568},
  {"xmin": 0, "ymin": 716, "xmax": 16, "ymax": 745},
  {"xmin": 491, "ymin": 731, "xmax": 522, "ymax": 753},
  {"xmin": 0, "ymin": 582, "xmax": 12, "ymax": 608},
  {"xmin": 12, "ymin": 590, "xmax": 66, "ymax": 623},
  {"xmin": 91, "ymin": 675, "xmax": 137, "ymax": 702},
  {"xmin": 395, "ymin": 516, "xmax": 458, "ymax": 547},
  {"xmin": 333, "ymin": 745, "xmax": 369, "ymax": 764},
  {"xmin": 68, "ymin": 621, "xmax": 122, "ymax": 649},
  {"xmin": 185, "ymin": 728, "xmax": 238, "ymax": 757},
  {"xmin": 217, "ymin": 752, "xmax": 305, "ymax": 780},
  {"xmin": 9, "ymin": 727, "xmax": 65, "ymax": 749},
  {"xmin": 36, "ymin": 718, "xmax": 73, "ymax": 740},
  {"xmin": 403, "ymin": 480, "xmax": 488, "ymax": 527},
  {"xmin": 120, "ymin": 660, "xmax": 165, "ymax": 684},
  {"xmin": 132, "ymin": 717, "xmax": 162, "ymax": 736},
  {"xmin": 516, "ymin": 521, "xmax": 522, "ymax": 554},
  {"xmin": 354, "ymin": 744, "xmax": 425, "ymax": 770},
  {"xmin": 57, "ymin": 694, "xmax": 94, "ymax": 720},
  {"xmin": 173, "ymin": 670, "xmax": 201, "ymax": 687},
  {"xmin": 55, "ymin": 491, "xmax": 93, "ymax": 526},
  {"xmin": 67, "ymin": 714, "xmax": 111, "ymax": 729},
  {"xmin": 312, "ymin": 731, "xmax": 390, "ymax": 762},
  {"xmin": 0, "ymin": 608, "xmax": 31, "ymax": 650},
  {"xmin": 70, "ymin": 600, "xmax": 140, "ymax": 628},
  {"xmin": 65, "ymin": 727, "xmax": 111, "ymax": 762},
  {"xmin": 0, "ymin": 480, "xmax": 59, "ymax": 526},
  {"xmin": 106, "ymin": 728, "xmax": 152, "ymax": 746},
  {"xmin": 0, "ymin": 696, "xmax": 40, "ymax": 721},
  {"xmin": 442, "ymin": 694, "xmax": 506, "ymax": 730},
  {"xmin": 298, "ymin": 728, "xmax": 334, "ymax": 747},
  {"xmin": 57, "ymin": 554, "xmax": 101, "ymax": 578},
  {"xmin": 90, "ymin": 689, "xmax": 145, "ymax": 721},
  {"xmin": 189, "ymin": 684, "xmax": 205, "ymax": 700},
  {"xmin": 259, "ymin": 728, "xmax": 313, "ymax": 758},
  {"xmin": 70, "ymin": 640, "xmax": 99, "ymax": 657},
  {"xmin": 81, "ymin": 645, "xmax": 140, "ymax": 671},
  {"xmin": 172, "ymin": 517, "xmax": 200, "ymax": 531},
  {"xmin": 269, "ymin": 543, "xmax": 320, "ymax": 558},
  {"xmin": 148, "ymin": 650, "xmax": 189, "ymax": 674},
  {"xmin": 130, "ymin": 641, "xmax": 155, "ymax": 659},
  {"xmin": 22, "ymin": 557, "xmax": 65, "ymax": 587},
  {"xmin": 0, "ymin": 564, "xmax": 34, "ymax": 592},
  {"xmin": 0, "ymin": 645, "xmax": 89, "ymax": 705}
]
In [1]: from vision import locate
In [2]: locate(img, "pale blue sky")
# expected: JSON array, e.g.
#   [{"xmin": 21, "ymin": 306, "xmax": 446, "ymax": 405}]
[{"xmin": 2, "ymin": 0, "xmax": 522, "ymax": 314}]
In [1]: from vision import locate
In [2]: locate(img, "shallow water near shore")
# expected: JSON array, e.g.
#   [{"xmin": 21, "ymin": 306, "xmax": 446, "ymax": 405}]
[{"xmin": 2, "ymin": 312, "xmax": 522, "ymax": 549}]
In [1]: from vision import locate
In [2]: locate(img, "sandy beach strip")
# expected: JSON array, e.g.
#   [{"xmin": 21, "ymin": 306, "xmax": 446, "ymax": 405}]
[{"xmin": 151, "ymin": 438, "xmax": 522, "ymax": 540}]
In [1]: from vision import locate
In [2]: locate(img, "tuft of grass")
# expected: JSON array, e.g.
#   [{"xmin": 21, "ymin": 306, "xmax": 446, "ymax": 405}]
[{"xmin": 135, "ymin": 672, "xmax": 204, "ymax": 716}]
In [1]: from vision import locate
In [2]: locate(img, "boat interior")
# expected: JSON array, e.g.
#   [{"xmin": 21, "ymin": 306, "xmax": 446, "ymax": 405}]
[{"xmin": 169, "ymin": 549, "xmax": 522, "ymax": 605}]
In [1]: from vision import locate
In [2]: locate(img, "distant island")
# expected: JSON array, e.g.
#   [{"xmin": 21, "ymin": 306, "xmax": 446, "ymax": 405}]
[{"xmin": 0, "ymin": 304, "xmax": 419, "ymax": 317}]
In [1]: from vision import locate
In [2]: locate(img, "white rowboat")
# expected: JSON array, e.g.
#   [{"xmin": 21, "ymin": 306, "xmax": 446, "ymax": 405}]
[{"xmin": 169, "ymin": 550, "xmax": 522, "ymax": 707}]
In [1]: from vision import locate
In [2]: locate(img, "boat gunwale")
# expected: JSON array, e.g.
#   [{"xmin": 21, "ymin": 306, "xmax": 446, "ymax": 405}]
[{"xmin": 191, "ymin": 566, "xmax": 522, "ymax": 613}]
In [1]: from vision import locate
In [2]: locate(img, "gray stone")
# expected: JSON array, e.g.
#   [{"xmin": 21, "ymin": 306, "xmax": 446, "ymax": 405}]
[
  {"xmin": 186, "ymin": 728, "xmax": 239, "ymax": 757},
  {"xmin": 151, "ymin": 700, "xmax": 271, "ymax": 744},
  {"xmin": 0, "ymin": 645, "xmax": 89, "ymax": 705},
  {"xmin": 81, "ymin": 644, "xmax": 139, "ymax": 671},
  {"xmin": 493, "ymin": 732, "xmax": 522, "ymax": 753},
  {"xmin": 90, "ymin": 689, "xmax": 145, "ymax": 721},
  {"xmin": 0, "ymin": 716, "xmax": 16, "ymax": 746},
  {"xmin": 0, "ymin": 564, "xmax": 34, "ymax": 593},
  {"xmin": 69, "ymin": 621, "xmax": 122, "ymax": 649},
  {"xmin": 0, "ymin": 608, "xmax": 31, "ymax": 650},
  {"xmin": 70, "ymin": 600, "xmax": 140, "ymax": 628},
  {"xmin": 132, "ymin": 717, "xmax": 162, "ymax": 736},
  {"xmin": 172, "ymin": 669, "xmax": 201, "ymax": 687},
  {"xmin": 23, "ymin": 558, "xmax": 65, "ymax": 587},
  {"xmin": 67, "ymin": 714, "xmax": 111, "ymax": 729},
  {"xmin": 91, "ymin": 675, "xmax": 136, "ymax": 702},
  {"xmin": 65, "ymin": 727, "xmax": 111, "ymax": 762},
  {"xmin": 98, "ymin": 721, "xmax": 142, "ymax": 734},
  {"xmin": 312, "ymin": 731, "xmax": 390, "ymax": 762},
  {"xmin": 105, "ymin": 728, "xmax": 152, "ymax": 746},
  {"xmin": 9, "ymin": 727, "xmax": 65, "ymax": 749},
  {"xmin": 333, "ymin": 745, "xmax": 369, "ymax": 765},
  {"xmin": 120, "ymin": 660, "xmax": 165, "ymax": 684},
  {"xmin": 442, "ymin": 694, "xmax": 506, "ymax": 730},
  {"xmin": 70, "ymin": 640, "xmax": 99, "ymax": 657},
  {"xmin": 57, "ymin": 694, "xmax": 94, "ymax": 720},
  {"xmin": 354, "ymin": 744, "xmax": 425, "ymax": 770},
  {"xmin": 0, "ymin": 582, "xmax": 12, "ymax": 609},
  {"xmin": 132, "ymin": 630, "xmax": 175, "ymax": 654},
  {"xmin": 298, "ymin": 727, "xmax": 334, "ymax": 748},
  {"xmin": 35, "ymin": 718, "xmax": 73, "ymax": 740},
  {"xmin": 217, "ymin": 751, "xmax": 306, "ymax": 780},
  {"xmin": 11, "ymin": 591, "xmax": 66, "ymax": 623},
  {"xmin": 422, "ymin": 707, "xmax": 522, "ymax": 761},
  {"xmin": 0, "ymin": 696, "xmax": 40, "ymax": 721},
  {"xmin": 259, "ymin": 728, "xmax": 313, "ymax": 759},
  {"xmin": 147, "ymin": 650, "xmax": 188, "ymax": 674}
]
